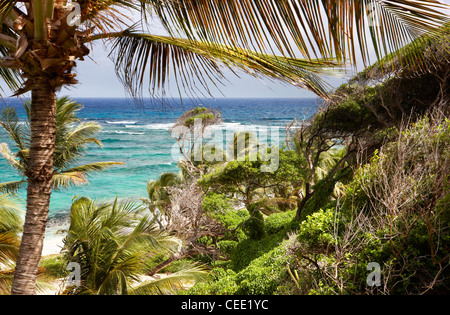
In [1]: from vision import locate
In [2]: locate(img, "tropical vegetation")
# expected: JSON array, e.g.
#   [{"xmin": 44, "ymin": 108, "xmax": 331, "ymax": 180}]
[
  {"xmin": 0, "ymin": 0, "xmax": 448, "ymax": 295},
  {"xmin": 61, "ymin": 196, "xmax": 208, "ymax": 295},
  {"xmin": 0, "ymin": 97, "xmax": 123, "ymax": 193}
]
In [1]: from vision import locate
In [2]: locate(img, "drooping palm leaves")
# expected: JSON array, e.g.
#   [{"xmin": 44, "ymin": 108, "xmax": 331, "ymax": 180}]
[
  {"xmin": 92, "ymin": 29, "xmax": 339, "ymax": 98},
  {"xmin": 0, "ymin": 194, "xmax": 56, "ymax": 295},
  {"xmin": 355, "ymin": 21, "xmax": 450, "ymax": 81},
  {"xmin": 0, "ymin": 97, "xmax": 123, "ymax": 193},
  {"xmin": 149, "ymin": 0, "xmax": 449, "ymax": 65},
  {"xmin": 61, "ymin": 196, "xmax": 208, "ymax": 295},
  {"xmin": 0, "ymin": 193, "xmax": 22, "ymax": 294},
  {"xmin": 1, "ymin": 1, "xmax": 447, "ymax": 99}
]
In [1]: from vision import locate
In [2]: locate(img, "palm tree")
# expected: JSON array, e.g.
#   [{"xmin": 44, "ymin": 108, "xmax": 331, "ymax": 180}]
[
  {"xmin": 141, "ymin": 172, "xmax": 181, "ymax": 229},
  {"xmin": 0, "ymin": 193, "xmax": 21, "ymax": 294},
  {"xmin": 61, "ymin": 196, "xmax": 207, "ymax": 295},
  {"xmin": 0, "ymin": 96, "xmax": 123, "ymax": 193},
  {"xmin": 0, "ymin": 0, "xmax": 447, "ymax": 295},
  {"xmin": 0, "ymin": 193, "xmax": 55, "ymax": 294}
]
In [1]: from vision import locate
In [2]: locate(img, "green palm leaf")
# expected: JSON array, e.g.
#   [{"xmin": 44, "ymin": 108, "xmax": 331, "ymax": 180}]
[
  {"xmin": 91, "ymin": 30, "xmax": 339, "ymax": 98},
  {"xmin": 61, "ymin": 197, "xmax": 197, "ymax": 295},
  {"xmin": 149, "ymin": 0, "xmax": 449, "ymax": 65},
  {"xmin": 0, "ymin": 97, "xmax": 123, "ymax": 191},
  {"xmin": 0, "ymin": 143, "xmax": 25, "ymax": 173},
  {"xmin": 0, "ymin": 180, "xmax": 26, "ymax": 194},
  {"xmin": 131, "ymin": 263, "xmax": 209, "ymax": 295},
  {"xmin": 0, "ymin": 107, "xmax": 29, "ymax": 151},
  {"xmin": 0, "ymin": 193, "xmax": 22, "ymax": 293}
]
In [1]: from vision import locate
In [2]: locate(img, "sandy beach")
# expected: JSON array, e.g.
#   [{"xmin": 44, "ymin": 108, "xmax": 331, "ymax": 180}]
[
  {"xmin": 42, "ymin": 227, "xmax": 66, "ymax": 256},
  {"xmin": 42, "ymin": 215, "xmax": 70, "ymax": 256}
]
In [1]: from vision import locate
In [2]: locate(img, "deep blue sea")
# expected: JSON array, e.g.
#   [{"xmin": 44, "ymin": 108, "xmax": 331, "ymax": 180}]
[{"xmin": 0, "ymin": 97, "xmax": 320, "ymax": 252}]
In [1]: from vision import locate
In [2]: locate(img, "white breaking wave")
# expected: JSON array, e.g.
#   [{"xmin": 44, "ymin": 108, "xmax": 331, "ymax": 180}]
[
  {"xmin": 126, "ymin": 123, "xmax": 174, "ymax": 130},
  {"xmin": 121, "ymin": 122, "xmax": 283, "ymax": 133},
  {"xmin": 210, "ymin": 122, "xmax": 282, "ymax": 132},
  {"xmin": 114, "ymin": 131, "xmax": 145, "ymax": 135},
  {"xmin": 105, "ymin": 121, "xmax": 137, "ymax": 125}
]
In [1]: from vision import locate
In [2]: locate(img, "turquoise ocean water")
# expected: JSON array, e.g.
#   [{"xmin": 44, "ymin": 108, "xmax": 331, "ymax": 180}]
[{"xmin": 0, "ymin": 97, "xmax": 320, "ymax": 252}]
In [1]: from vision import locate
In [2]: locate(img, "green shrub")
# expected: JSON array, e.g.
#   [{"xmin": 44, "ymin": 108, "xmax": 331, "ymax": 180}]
[
  {"xmin": 264, "ymin": 210, "xmax": 296, "ymax": 235},
  {"xmin": 184, "ymin": 113, "xmax": 216, "ymax": 128},
  {"xmin": 203, "ymin": 193, "xmax": 249, "ymax": 241},
  {"xmin": 218, "ymin": 240, "xmax": 238, "ymax": 257},
  {"xmin": 297, "ymin": 208, "xmax": 336, "ymax": 249},
  {"xmin": 184, "ymin": 268, "xmax": 238, "ymax": 295},
  {"xmin": 232, "ymin": 233, "xmax": 285, "ymax": 272},
  {"xmin": 235, "ymin": 242, "xmax": 290, "ymax": 295},
  {"xmin": 242, "ymin": 204, "xmax": 265, "ymax": 240},
  {"xmin": 40, "ymin": 255, "xmax": 67, "ymax": 280},
  {"xmin": 202, "ymin": 192, "xmax": 234, "ymax": 215}
]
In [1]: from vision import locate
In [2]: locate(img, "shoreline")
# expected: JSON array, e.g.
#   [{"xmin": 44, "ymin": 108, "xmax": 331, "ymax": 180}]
[{"xmin": 42, "ymin": 213, "xmax": 70, "ymax": 256}]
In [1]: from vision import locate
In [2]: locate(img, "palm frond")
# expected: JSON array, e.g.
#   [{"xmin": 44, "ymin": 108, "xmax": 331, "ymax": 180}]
[
  {"xmin": 356, "ymin": 21, "xmax": 450, "ymax": 80},
  {"xmin": 0, "ymin": 107, "xmax": 29, "ymax": 151},
  {"xmin": 76, "ymin": 0, "xmax": 137, "ymax": 37},
  {"xmin": 0, "ymin": 143, "xmax": 25, "ymax": 173},
  {"xmin": 52, "ymin": 172, "xmax": 89, "ymax": 190},
  {"xmin": 130, "ymin": 263, "xmax": 209, "ymax": 295},
  {"xmin": 0, "ymin": 194, "xmax": 23, "ymax": 233},
  {"xmin": 54, "ymin": 97, "xmax": 84, "ymax": 126},
  {"xmin": 0, "ymin": 67, "xmax": 21, "ymax": 96},
  {"xmin": 148, "ymin": 0, "xmax": 449, "ymax": 67},
  {"xmin": 54, "ymin": 121, "xmax": 103, "ymax": 170},
  {"xmin": 0, "ymin": 180, "xmax": 26, "ymax": 195},
  {"xmin": 0, "ymin": 7, "xmax": 21, "ymax": 95},
  {"xmin": 90, "ymin": 30, "xmax": 339, "ymax": 99},
  {"xmin": 62, "ymin": 197, "xmax": 183, "ymax": 295},
  {"xmin": 126, "ymin": 214, "xmax": 179, "ymax": 251},
  {"xmin": 62, "ymin": 161, "xmax": 125, "ymax": 176},
  {"xmin": 0, "ymin": 193, "xmax": 22, "ymax": 267}
]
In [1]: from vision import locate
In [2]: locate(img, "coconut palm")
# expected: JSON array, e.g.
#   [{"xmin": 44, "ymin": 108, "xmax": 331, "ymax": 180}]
[
  {"xmin": 0, "ymin": 96, "xmax": 123, "ymax": 193},
  {"xmin": 0, "ymin": 194, "xmax": 22, "ymax": 294},
  {"xmin": 0, "ymin": 193, "xmax": 56, "ymax": 294},
  {"xmin": 61, "ymin": 196, "xmax": 207, "ymax": 295},
  {"xmin": 0, "ymin": 0, "xmax": 448, "ymax": 295}
]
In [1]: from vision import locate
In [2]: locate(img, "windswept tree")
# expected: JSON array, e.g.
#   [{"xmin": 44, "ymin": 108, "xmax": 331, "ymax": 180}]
[
  {"xmin": 170, "ymin": 106, "xmax": 223, "ymax": 177},
  {"xmin": 140, "ymin": 172, "xmax": 182, "ymax": 229},
  {"xmin": 0, "ymin": 0, "xmax": 448, "ymax": 295}
]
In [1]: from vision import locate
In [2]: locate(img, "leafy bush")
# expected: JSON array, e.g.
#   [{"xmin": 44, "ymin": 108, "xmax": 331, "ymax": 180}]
[
  {"xmin": 232, "ymin": 232, "xmax": 285, "ymax": 272},
  {"xmin": 202, "ymin": 192, "xmax": 234, "ymax": 218},
  {"xmin": 184, "ymin": 268, "xmax": 238, "ymax": 295},
  {"xmin": 264, "ymin": 210, "xmax": 296, "ymax": 235},
  {"xmin": 184, "ymin": 113, "xmax": 216, "ymax": 128},
  {"xmin": 203, "ymin": 193, "xmax": 249, "ymax": 241},
  {"xmin": 235, "ymin": 242, "xmax": 291, "ymax": 295},
  {"xmin": 286, "ymin": 114, "xmax": 450, "ymax": 295},
  {"xmin": 188, "ymin": 242, "xmax": 291, "ymax": 295},
  {"xmin": 218, "ymin": 240, "xmax": 239, "ymax": 257},
  {"xmin": 242, "ymin": 203, "xmax": 265, "ymax": 240},
  {"xmin": 297, "ymin": 208, "xmax": 336, "ymax": 249}
]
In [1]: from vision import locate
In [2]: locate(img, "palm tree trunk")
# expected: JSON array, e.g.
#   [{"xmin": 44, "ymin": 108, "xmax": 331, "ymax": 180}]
[{"xmin": 11, "ymin": 79, "xmax": 56, "ymax": 295}]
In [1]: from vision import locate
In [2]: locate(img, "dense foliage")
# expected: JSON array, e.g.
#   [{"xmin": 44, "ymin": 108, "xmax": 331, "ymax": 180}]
[{"xmin": 0, "ymin": 24, "xmax": 449, "ymax": 295}]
